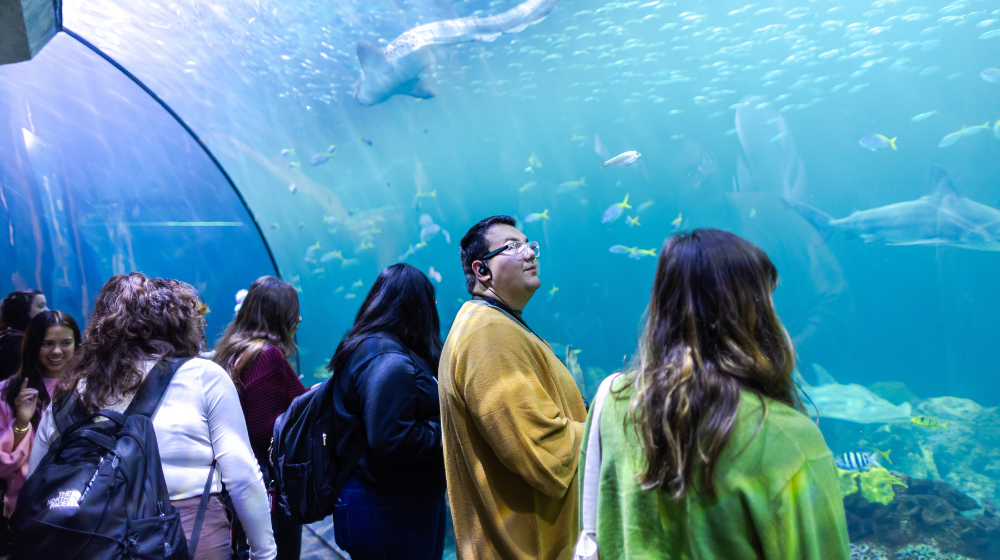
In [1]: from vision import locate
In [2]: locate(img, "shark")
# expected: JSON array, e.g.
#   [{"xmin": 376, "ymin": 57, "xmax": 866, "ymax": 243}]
[
  {"xmin": 784, "ymin": 165, "xmax": 1000, "ymax": 250},
  {"xmin": 354, "ymin": 0, "xmax": 560, "ymax": 106},
  {"xmin": 797, "ymin": 364, "xmax": 913, "ymax": 424}
]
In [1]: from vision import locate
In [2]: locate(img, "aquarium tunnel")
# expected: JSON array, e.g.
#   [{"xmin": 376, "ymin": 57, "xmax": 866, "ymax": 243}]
[{"xmin": 2, "ymin": 0, "xmax": 1000, "ymax": 557}]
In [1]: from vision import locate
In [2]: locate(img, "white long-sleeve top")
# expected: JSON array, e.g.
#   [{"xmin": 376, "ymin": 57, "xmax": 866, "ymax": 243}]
[{"xmin": 28, "ymin": 358, "xmax": 277, "ymax": 560}]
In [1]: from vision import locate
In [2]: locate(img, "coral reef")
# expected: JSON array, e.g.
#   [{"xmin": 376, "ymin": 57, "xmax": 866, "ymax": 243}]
[
  {"xmin": 824, "ymin": 386, "xmax": 1000, "ymax": 508},
  {"xmin": 844, "ymin": 474, "xmax": 999, "ymax": 560}
]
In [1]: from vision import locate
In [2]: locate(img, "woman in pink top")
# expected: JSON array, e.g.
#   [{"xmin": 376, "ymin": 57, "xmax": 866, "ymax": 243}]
[{"xmin": 0, "ymin": 310, "xmax": 80, "ymax": 543}]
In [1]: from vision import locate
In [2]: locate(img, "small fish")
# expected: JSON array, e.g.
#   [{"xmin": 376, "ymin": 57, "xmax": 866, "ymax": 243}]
[
  {"xmin": 858, "ymin": 134, "xmax": 897, "ymax": 151},
  {"xmin": 309, "ymin": 153, "xmax": 332, "ymax": 165},
  {"xmin": 609, "ymin": 245, "xmax": 638, "ymax": 256},
  {"xmin": 570, "ymin": 134, "xmax": 587, "ymax": 142},
  {"xmin": 519, "ymin": 181, "xmax": 538, "ymax": 193},
  {"xmin": 320, "ymin": 250, "xmax": 343, "ymax": 263},
  {"xmin": 345, "ymin": 293, "xmax": 357, "ymax": 299},
  {"xmin": 981, "ymin": 29, "xmax": 1000, "ymax": 40},
  {"xmin": 626, "ymin": 215, "xmax": 641, "ymax": 227},
  {"xmin": 326, "ymin": 144, "xmax": 336, "ymax": 154},
  {"xmin": 912, "ymin": 416, "xmax": 947, "ymax": 430},
  {"xmin": 981, "ymin": 68, "xmax": 1000, "ymax": 83},
  {"xmin": 939, "ymin": 121, "xmax": 992, "ymax": 147},
  {"xmin": 910, "ymin": 110, "xmax": 938, "ymax": 122},
  {"xmin": 602, "ymin": 194, "xmax": 632, "ymax": 223},
  {"xmin": 428, "ymin": 266, "xmax": 442, "ymax": 283},
  {"xmin": 360, "ymin": 137, "xmax": 373, "ymax": 146},
  {"xmin": 994, "ymin": 120, "xmax": 1000, "ymax": 141},
  {"xmin": 334, "ymin": 286, "xmax": 345, "ymax": 293},
  {"xmin": 634, "ymin": 248, "xmax": 657, "ymax": 260},
  {"xmin": 310, "ymin": 267, "xmax": 325, "ymax": 274},
  {"xmin": 526, "ymin": 151, "xmax": 543, "ymax": 172},
  {"xmin": 524, "ymin": 210, "xmax": 550, "ymax": 224},
  {"xmin": 557, "ymin": 177, "xmax": 587, "ymax": 193},
  {"xmin": 835, "ymin": 450, "xmax": 882, "ymax": 472},
  {"xmin": 304, "ymin": 242, "xmax": 322, "ymax": 263},
  {"xmin": 322, "ymin": 215, "xmax": 339, "ymax": 225},
  {"xmin": 546, "ymin": 286, "xmax": 559, "ymax": 302},
  {"xmin": 602, "ymin": 150, "xmax": 642, "ymax": 168},
  {"xmin": 749, "ymin": 208, "xmax": 757, "ymax": 218},
  {"xmin": 270, "ymin": 223, "xmax": 280, "ymax": 229},
  {"xmin": 400, "ymin": 241, "xmax": 428, "ymax": 261},
  {"xmin": 287, "ymin": 161, "xmax": 300, "ymax": 169},
  {"xmin": 340, "ymin": 257, "xmax": 359, "ymax": 269},
  {"xmin": 280, "ymin": 148, "xmax": 295, "ymax": 156},
  {"xmin": 288, "ymin": 183, "xmax": 297, "ymax": 194},
  {"xmin": 671, "ymin": 212, "xmax": 683, "ymax": 231},
  {"xmin": 637, "ymin": 200, "xmax": 655, "ymax": 213},
  {"xmin": 351, "ymin": 279, "xmax": 364, "ymax": 289}
]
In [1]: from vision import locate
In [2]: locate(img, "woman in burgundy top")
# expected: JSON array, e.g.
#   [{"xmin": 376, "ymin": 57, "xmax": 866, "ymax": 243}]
[{"xmin": 215, "ymin": 276, "xmax": 306, "ymax": 560}]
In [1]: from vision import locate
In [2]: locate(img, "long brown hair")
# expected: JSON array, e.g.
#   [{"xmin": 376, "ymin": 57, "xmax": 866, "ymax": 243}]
[
  {"xmin": 56, "ymin": 273, "xmax": 204, "ymax": 412},
  {"xmin": 3, "ymin": 311, "xmax": 81, "ymax": 427},
  {"xmin": 623, "ymin": 228, "xmax": 799, "ymax": 500},
  {"xmin": 213, "ymin": 276, "xmax": 299, "ymax": 384}
]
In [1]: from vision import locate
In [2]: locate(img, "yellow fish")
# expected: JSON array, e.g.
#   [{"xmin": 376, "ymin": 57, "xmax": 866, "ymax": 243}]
[
  {"xmin": 911, "ymin": 416, "xmax": 947, "ymax": 430},
  {"xmin": 345, "ymin": 293, "xmax": 356, "ymax": 299},
  {"xmin": 870, "ymin": 447, "xmax": 892, "ymax": 465},
  {"xmin": 570, "ymin": 134, "xmax": 587, "ymax": 142},
  {"xmin": 526, "ymin": 151, "xmax": 543, "ymax": 172},
  {"xmin": 335, "ymin": 286, "xmax": 345, "ymax": 293},
  {"xmin": 636, "ymin": 248, "xmax": 658, "ymax": 258},
  {"xmin": 546, "ymin": 286, "xmax": 559, "ymax": 302},
  {"xmin": 670, "ymin": 212, "xmax": 683, "ymax": 231},
  {"xmin": 524, "ymin": 210, "xmax": 549, "ymax": 224},
  {"xmin": 352, "ymin": 279, "xmax": 364, "ymax": 288},
  {"xmin": 626, "ymin": 215, "xmax": 641, "ymax": 227}
]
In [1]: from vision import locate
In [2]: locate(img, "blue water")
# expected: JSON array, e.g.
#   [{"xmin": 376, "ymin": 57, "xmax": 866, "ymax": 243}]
[{"xmin": 2, "ymin": 0, "xmax": 1000, "ymax": 555}]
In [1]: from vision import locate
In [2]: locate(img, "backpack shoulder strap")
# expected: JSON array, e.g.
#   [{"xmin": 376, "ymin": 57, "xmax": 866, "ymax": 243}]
[{"xmin": 124, "ymin": 357, "xmax": 192, "ymax": 418}]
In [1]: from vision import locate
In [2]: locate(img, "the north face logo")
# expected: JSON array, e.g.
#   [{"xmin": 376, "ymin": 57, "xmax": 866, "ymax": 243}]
[{"xmin": 47, "ymin": 490, "xmax": 82, "ymax": 509}]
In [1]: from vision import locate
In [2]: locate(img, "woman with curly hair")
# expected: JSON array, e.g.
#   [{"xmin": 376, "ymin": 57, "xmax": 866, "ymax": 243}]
[
  {"xmin": 580, "ymin": 229, "xmax": 849, "ymax": 559},
  {"xmin": 27, "ymin": 273, "xmax": 276, "ymax": 560},
  {"xmin": 214, "ymin": 276, "xmax": 306, "ymax": 559}
]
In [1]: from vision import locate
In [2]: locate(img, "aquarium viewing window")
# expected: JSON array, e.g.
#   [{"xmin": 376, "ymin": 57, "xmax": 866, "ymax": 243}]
[{"xmin": 2, "ymin": 0, "xmax": 1000, "ymax": 557}]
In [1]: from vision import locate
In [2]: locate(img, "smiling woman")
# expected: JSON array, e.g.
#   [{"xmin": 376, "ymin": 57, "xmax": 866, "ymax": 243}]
[{"xmin": 0, "ymin": 310, "xmax": 81, "ymax": 552}]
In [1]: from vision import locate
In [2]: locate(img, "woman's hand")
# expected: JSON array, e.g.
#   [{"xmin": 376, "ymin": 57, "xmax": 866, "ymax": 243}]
[{"xmin": 14, "ymin": 378, "xmax": 38, "ymax": 429}]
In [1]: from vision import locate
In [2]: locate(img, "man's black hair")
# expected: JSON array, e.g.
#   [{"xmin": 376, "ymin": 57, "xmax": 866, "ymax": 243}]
[{"xmin": 460, "ymin": 215, "xmax": 517, "ymax": 293}]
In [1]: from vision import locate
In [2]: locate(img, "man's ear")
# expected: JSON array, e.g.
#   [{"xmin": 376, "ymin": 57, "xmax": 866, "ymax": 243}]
[{"xmin": 472, "ymin": 260, "xmax": 491, "ymax": 284}]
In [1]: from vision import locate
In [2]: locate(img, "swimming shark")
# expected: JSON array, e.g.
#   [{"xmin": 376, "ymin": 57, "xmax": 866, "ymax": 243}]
[
  {"xmin": 797, "ymin": 364, "xmax": 913, "ymax": 424},
  {"xmin": 783, "ymin": 165, "xmax": 1000, "ymax": 251},
  {"xmin": 354, "ymin": 0, "xmax": 560, "ymax": 106}
]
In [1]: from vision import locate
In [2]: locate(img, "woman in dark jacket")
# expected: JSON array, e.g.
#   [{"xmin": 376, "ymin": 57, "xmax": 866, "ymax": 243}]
[{"xmin": 330, "ymin": 263, "xmax": 446, "ymax": 560}]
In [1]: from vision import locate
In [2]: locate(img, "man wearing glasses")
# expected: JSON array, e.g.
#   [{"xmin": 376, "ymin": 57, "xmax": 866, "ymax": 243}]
[{"xmin": 438, "ymin": 215, "xmax": 587, "ymax": 560}]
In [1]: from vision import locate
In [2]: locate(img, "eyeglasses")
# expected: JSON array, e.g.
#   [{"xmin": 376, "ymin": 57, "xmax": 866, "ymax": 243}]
[{"xmin": 480, "ymin": 240, "xmax": 540, "ymax": 262}]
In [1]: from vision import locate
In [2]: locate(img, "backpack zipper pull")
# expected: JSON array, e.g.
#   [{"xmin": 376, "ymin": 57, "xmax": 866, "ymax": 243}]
[{"xmin": 322, "ymin": 433, "xmax": 327, "ymax": 446}]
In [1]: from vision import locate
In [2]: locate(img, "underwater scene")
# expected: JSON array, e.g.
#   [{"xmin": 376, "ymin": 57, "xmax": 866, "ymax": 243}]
[{"xmin": 2, "ymin": 0, "xmax": 1000, "ymax": 556}]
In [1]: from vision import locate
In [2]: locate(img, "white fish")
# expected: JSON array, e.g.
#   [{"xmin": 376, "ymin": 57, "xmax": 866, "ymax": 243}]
[
  {"xmin": 910, "ymin": 110, "xmax": 938, "ymax": 122},
  {"xmin": 428, "ymin": 266, "xmax": 442, "ymax": 283},
  {"xmin": 419, "ymin": 214, "xmax": 451, "ymax": 244},
  {"xmin": 602, "ymin": 150, "xmax": 642, "ymax": 167}
]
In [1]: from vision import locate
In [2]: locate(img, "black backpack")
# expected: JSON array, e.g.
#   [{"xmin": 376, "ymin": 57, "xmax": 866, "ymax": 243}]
[
  {"xmin": 269, "ymin": 378, "xmax": 366, "ymax": 524},
  {"xmin": 11, "ymin": 357, "xmax": 216, "ymax": 560}
]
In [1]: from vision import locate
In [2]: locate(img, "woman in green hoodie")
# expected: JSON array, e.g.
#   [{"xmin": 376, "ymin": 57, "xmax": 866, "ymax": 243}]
[{"xmin": 580, "ymin": 229, "xmax": 850, "ymax": 559}]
